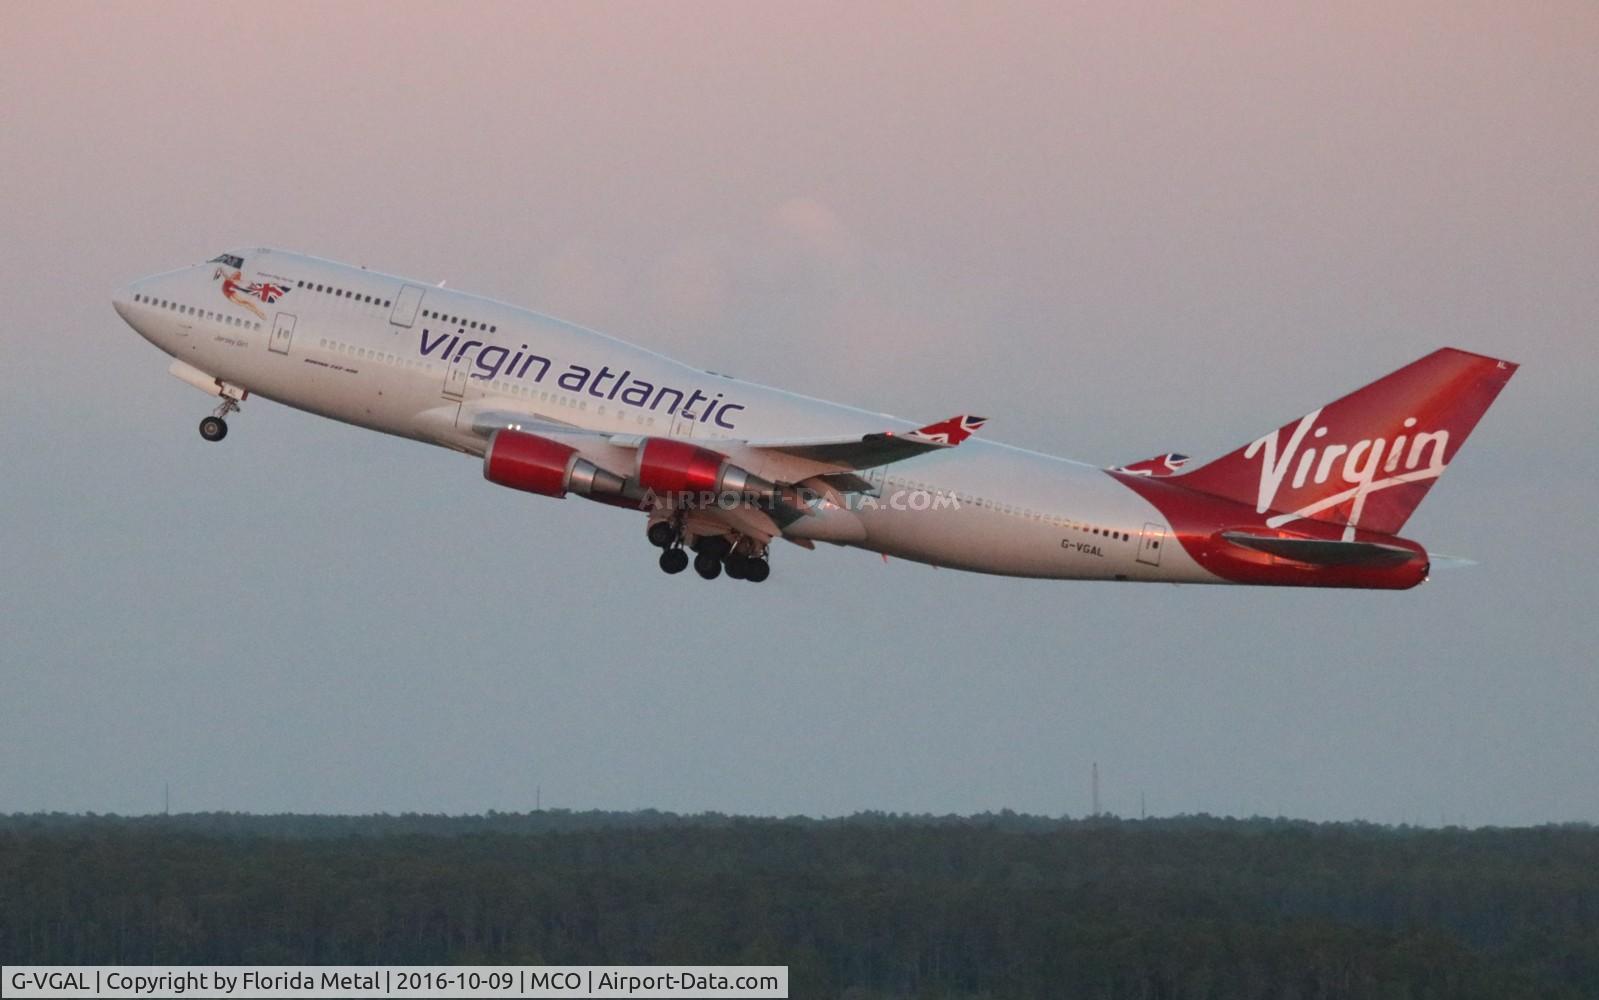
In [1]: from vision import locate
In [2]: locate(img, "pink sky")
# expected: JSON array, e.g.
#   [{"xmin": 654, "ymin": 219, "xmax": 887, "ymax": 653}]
[{"xmin": 2, "ymin": 3, "xmax": 1595, "ymax": 822}]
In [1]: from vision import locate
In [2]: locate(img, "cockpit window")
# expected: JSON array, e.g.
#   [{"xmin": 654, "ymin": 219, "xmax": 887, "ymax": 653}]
[{"xmin": 208, "ymin": 253, "xmax": 245, "ymax": 269}]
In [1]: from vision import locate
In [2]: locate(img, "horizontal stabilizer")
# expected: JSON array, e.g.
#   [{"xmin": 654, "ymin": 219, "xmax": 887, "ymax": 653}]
[
  {"xmin": 1114, "ymin": 452, "xmax": 1190, "ymax": 477},
  {"xmin": 1220, "ymin": 531, "xmax": 1419, "ymax": 567}
]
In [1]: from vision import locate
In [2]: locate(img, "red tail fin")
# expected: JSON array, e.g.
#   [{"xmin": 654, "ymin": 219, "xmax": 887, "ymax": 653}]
[{"xmin": 1174, "ymin": 348, "xmax": 1518, "ymax": 537}]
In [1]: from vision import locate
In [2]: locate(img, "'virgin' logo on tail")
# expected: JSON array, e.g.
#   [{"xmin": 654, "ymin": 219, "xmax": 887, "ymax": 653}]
[{"xmin": 1245, "ymin": 409, "xmax": 1450, "ymax": 537}]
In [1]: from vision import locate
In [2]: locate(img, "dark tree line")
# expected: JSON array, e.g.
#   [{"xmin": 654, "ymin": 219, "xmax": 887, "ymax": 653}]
[{"xmin": 3, "ymin": 812, "xmax": 1597, "ymax": 998}]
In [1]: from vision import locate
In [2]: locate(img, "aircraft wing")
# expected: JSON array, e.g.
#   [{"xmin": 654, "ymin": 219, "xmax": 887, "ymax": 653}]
[
  {"xmin": 743, "ymin": 414, "xmax": 988, "ymax": 471},
  {"xmin": 471, "ymin": 410, "xmax": 986, "ymax": 476}
]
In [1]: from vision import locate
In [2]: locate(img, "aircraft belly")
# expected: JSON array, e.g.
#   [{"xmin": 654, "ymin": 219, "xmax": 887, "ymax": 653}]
[{"xmin": 199, "ymin": 334, "xmax": 440, "ymax": 441}]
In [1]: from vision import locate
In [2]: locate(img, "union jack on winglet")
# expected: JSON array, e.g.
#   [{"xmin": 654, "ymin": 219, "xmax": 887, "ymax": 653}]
[{"xmin": 909, "ymin": 414, "xmax": 988, "ymax": 446}]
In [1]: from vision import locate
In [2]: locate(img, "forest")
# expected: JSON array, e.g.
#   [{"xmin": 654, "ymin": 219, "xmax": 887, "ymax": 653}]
[{"xmin": 3, "ymin": 811, "xmax": 1596, "ymax": 998}]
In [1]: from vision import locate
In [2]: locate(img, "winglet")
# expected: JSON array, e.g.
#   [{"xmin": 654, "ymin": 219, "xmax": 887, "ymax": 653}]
[
  {"xmin": 1114, "ymin": 452, "xmax": 1190, "ymax": 477},
  {"xmin": 906, "ymin": 415, "xmax": 988, "ymax": 446}
]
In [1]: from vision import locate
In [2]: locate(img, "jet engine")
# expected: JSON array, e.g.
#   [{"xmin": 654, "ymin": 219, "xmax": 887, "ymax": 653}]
[
  {"xmin": 483, "ymin": 429, "xmax": 628, "ymax": 499},
  {"xmin": 635, "ymin": 438, "xmax": 778, "ymax": 504}
]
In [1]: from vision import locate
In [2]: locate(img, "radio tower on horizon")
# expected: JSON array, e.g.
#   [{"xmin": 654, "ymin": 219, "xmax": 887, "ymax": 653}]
[{"xmin": 1091, "ymin": 762, "xmax": 1100, "ymax": 817}]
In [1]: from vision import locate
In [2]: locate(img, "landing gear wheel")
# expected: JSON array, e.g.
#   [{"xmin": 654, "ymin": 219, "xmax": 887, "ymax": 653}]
[
  {"xmin": 693, "ymin": 551, "xmax": 723, "ymax": 580},
  {"xmin": 659, "ymin": 548, "xmax": 688, "ymax": 574},
  {"xmin": 199, "ymin": 416, "xmax": 228, "ymax": 442},
  {"xmin": 746, "ymin": 559, "xmax": 770, "ymax": 583},
  {"xmin": 647, "ymin": 521, "xmax": 678, "ymax": 549},
  {"xmin": 724, "ymin": 553, "xmax": 751, "ymax": 580}
]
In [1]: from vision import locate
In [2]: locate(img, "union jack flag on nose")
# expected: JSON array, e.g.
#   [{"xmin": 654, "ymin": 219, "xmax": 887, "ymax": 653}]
[{"xmin": 247, "ymin": 281, "xmax": 287, "ymax": 304}]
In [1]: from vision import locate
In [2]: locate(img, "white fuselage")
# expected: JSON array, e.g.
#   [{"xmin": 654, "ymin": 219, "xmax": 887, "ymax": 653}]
[{"xmin": 114, "ymin": 248, "xmax": 1215, "ymax": 583}]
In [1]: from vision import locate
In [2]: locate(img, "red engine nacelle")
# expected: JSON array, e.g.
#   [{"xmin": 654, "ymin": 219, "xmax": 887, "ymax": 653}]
[
  {"xmin": 636, "ymin": 438, "xmax": 777, "ymax": 503},
  {"xmin": 483, "ymin": 429, "xmax": 627, "ymax": 499}
]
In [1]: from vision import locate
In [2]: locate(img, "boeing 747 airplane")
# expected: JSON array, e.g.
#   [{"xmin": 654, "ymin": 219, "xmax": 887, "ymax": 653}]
[{"xmin": 114, "ymin": 249, "xmax": 1517, "ymax": 587}]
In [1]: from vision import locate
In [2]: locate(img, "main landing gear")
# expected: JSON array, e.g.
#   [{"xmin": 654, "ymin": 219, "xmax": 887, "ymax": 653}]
[
  {"xmin": 647, "ymin": 521, "xmax": 770, "ymax": 583},
  {"xmin": 198, "ymin": 397, "xmax": 240, "ymax": 443},
  {"xmin": 694, "ymin": 550, "xmax": 723, "ymax": 580},
  {"xmin": 646, "ymin": 520, "xmax": 677, "ymax": 549}
]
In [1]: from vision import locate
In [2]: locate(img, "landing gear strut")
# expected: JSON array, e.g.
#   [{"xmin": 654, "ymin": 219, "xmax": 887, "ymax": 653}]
[{"xmin": 198, "ymin": 397, "xmax": 240, "ymax": 443}]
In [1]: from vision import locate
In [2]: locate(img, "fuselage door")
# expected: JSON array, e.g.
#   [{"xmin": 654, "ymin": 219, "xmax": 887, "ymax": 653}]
[
  {"xmin": 1137, "ymin": 522, "xmax": 1166, "ymax": 567},
  {"xmin": 389, "ymin": 285, "xmax": 425, "ymax": 328},
  {"xmin": 669, "ymin": 407, "xmax": 697, "ymax": 439},
  {"xmin": 443, "ymin": 347, "xmax": 474, "ymax": 400},
  {"xmin": 269, "ymin": 312, "xmax": 296, "ymax": 355}
]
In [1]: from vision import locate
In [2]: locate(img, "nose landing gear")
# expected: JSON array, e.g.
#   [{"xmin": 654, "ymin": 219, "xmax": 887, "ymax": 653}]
[{"xmin": 198, "ymin": 397, "xmax": 241, "ymax": 442}]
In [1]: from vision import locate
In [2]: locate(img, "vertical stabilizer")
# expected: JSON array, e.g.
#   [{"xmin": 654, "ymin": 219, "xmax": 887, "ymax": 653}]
[{"xmin": 1174, "ymin": 348, "xmax": 1518, "ymax": 536}]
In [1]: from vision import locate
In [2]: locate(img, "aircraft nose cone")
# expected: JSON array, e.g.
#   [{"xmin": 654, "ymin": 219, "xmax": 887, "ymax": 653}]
[{"xmin": 112, "ymin": 282, "xmax": 135, "ymax": 321}]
